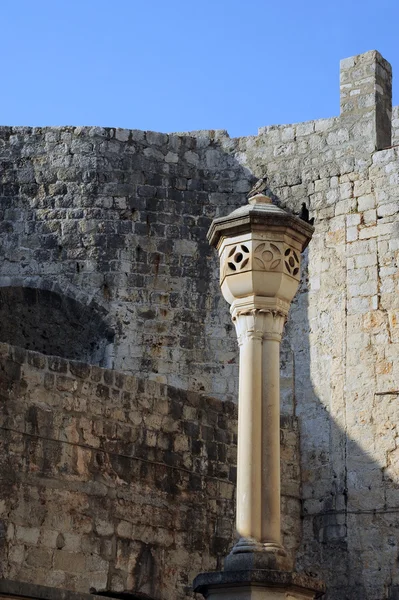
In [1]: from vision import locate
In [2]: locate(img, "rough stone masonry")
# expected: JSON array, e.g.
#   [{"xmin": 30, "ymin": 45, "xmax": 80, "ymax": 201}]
[{"xmin": 0, "ymin": 49, "xmax": 399, "ymax": 600}]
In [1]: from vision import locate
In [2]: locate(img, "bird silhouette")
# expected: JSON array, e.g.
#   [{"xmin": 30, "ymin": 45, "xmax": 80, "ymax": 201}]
[
  {"xmin": 247, "ymin": 177, "xmax": 268, "ymax": 199},
  {"xmin": 299, "ymin": 202, "xmax": 314, "ymax": 225}
]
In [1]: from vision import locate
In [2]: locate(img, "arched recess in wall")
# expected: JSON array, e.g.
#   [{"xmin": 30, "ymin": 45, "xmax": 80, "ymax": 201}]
[{"xmin": 0, "ymin": 286, "xmax": 115, "ymax": 365}]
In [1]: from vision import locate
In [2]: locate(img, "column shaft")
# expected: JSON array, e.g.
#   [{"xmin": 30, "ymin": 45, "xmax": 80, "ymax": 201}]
[
  {"xmin": 261, "ymin": 336, "xmax": 281, "ymax": 546},
  {"xmin": 236, "ymin": 330, "xmax": 262, "ymax": 540},
  {"xmin": 234, "ymin": 310, "xmax": 284, "ymax": 550}
]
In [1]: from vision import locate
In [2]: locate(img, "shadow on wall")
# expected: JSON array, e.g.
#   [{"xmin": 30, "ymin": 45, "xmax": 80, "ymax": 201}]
[
  {"xmin": 0, "ymin": 286, "xmax": 115, "ymax": 366},
  {"xmin": 282, "ymin": 253, "xmax": 399, "ymax": 600}
]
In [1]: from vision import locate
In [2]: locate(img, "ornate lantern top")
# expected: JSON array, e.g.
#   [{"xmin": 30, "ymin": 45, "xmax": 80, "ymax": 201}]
[{"xmin": 207, "ymin": 195, "xmax": 314, "ymax": 317}]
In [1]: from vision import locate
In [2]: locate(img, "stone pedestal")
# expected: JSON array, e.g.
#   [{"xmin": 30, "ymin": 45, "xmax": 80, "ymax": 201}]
[{"xmin": 194, "ymin": 570, "xmax": 325, "ymax": 600}]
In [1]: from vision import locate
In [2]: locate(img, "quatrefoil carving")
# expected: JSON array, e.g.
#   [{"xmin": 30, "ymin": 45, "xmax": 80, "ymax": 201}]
[
  {"xmin": 253, "ymin": 242, "xmax": 282, "ymax": 271},
  {"xmin": 224, "ymin": 241, "xmax": 300, "ymax": 278},
  {"xmin": 227, "ymin": 244, "xmax": 250, "ymax": 272},
  {"xmin": 283, "ymin": 247, "xmax": 300, "ymax": 277}
]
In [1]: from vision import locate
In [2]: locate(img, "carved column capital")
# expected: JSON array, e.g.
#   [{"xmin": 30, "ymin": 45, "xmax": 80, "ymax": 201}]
[{"xmin": 232, "ymin": 309, "xmax": 286, "ymax": 345}]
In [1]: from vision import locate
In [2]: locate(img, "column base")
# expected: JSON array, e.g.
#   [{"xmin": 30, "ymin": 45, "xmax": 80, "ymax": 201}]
[
  {"xmin": 193, "ymin": 569, "xmax": 325, "ymax": 600},
  {"xmin": 224, "ymin": 539, "xmax": 293, "ymax": 572}
]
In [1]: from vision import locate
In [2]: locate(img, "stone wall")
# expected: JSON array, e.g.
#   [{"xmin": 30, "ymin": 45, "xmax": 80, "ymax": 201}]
[
  {"xmin": 0, "ymin": 342, "xmax": 301, "ymax": 600},
  {"xmin": 393, "ymin": 105, "xmax": 399, "ymax": 145},
  {"xmin": 294, "ymin": 145, "xmax": 399, "ymax": 600},
  {"xmin": 0, "ymin": 51, "xmax": 395, "ymax": 404},
  {"xmin": 0, "ymin": 125, "xmax": 244, "ymax": 398}
]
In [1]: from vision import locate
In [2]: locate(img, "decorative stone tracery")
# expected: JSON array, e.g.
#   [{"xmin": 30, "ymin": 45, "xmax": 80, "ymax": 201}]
[
  {"xmin": 253, "ymin": 242, "xmax": 282, "ymax": 272},
  {"xmin": 284, "ymin": 246, "xmax": 300, "ymax": 277},
  {"xmin": 222, "ymin": 239, "xmax": 301, "ymax": 283},
  {"xmin": 226, "ymin": 243, "xmax": 250, "ymax": 272}
]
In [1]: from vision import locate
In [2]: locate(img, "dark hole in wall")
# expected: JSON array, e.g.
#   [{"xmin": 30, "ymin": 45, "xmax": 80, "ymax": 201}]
[{"xmin": 0, "ymin": 286, "xmax": 114, "ymax": 365}]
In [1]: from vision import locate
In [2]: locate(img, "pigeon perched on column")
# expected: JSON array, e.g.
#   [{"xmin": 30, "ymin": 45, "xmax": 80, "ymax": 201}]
[
  {"xmin": 247, "ymin": 177, "xmax": 268, "ymax": 199},
  {"xmin": 299, "ymin": 202, "xmax": 314, "ymax": 225}
]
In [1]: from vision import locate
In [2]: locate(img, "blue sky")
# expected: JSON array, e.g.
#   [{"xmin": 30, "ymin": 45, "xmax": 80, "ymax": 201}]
[{"xmin": 1, "ymin": 0, "xmax": 398, "ymax": 138}]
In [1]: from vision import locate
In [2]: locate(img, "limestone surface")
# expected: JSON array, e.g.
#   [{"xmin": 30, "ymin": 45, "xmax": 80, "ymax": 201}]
[{"xmin": 0, "ymin": 342, "xmax": 300, "ymax": 600}]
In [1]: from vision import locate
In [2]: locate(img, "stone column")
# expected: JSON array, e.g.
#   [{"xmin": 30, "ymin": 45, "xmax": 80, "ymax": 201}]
[
  {"xmin": 194, "ymin": 194, "xmax": 325, "ymax": 599},
  {"xmin": 233, "ymin": 308, "xmax": 285, "ymax": 554}
]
